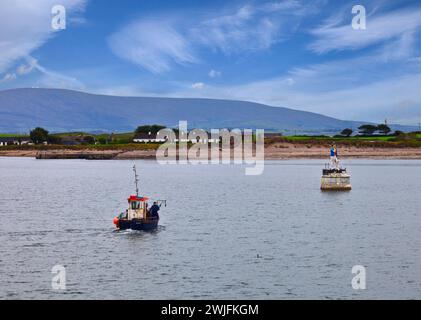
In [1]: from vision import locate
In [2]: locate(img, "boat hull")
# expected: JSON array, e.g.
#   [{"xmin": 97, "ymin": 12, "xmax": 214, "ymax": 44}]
[{"xmin": 117, "ymin": 218, "xmax": 159, "ymax": 231}]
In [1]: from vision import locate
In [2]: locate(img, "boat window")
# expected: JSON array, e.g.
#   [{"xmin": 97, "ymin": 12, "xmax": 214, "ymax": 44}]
[{"xmin": 131, "ymin": 201, "xmax": 141, "ymax": 210}]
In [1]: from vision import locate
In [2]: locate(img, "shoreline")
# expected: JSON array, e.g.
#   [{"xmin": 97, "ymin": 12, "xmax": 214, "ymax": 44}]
[{"xmin": 2, "ymin": 143, "xmax": 421, "ymax": 160}]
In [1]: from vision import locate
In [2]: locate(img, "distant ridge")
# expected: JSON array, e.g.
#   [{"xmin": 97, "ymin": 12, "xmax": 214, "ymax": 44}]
[{"xmin": 0, "ymin": 88, "xmax": 415, "ymax": 133}]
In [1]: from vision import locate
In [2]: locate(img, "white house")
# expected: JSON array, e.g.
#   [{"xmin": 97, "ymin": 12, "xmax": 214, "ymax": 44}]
[
  {"xmin": 133, "ymin": 131, "xmax": 221, "ymax": 144},
  {"xmin": 0, "ymin": 137, "xmax": 32, "ymax": 147},
  {"xmin": 133, "ymin": 132, "xmax": 167, "ymax": 143}
]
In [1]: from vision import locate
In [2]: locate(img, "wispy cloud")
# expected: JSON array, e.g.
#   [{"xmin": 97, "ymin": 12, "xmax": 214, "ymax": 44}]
[
  {"xmin": 0, "ymin": 0, "xmax": 87, "ymax": 74},
  {"xmin": 191, "ymin": 4, "xmax": 280, "ymax": 54},
  {"xmin": 208, "ymin": 69, "xmax": 222, "ymax": 78},
  {"xmin": 0, "ymin": 57, "xmax": 38, "ymax": 83},
  {"xmin": 108, "ymin": 1, "xmax": 317, "ymax": 73},
  {"xmin": 34, "ymin": 61, "xmax": 85, "ymax": 90},
  {"xmin": 0, "ymin": 56, "xmax": 84, "ymax": 90},
  {"xmin": 191, "ymin": 82, "xmax": 205, "ymax": 89},
  {"xmin": 108, "ymin": 19, "xmax": 197, "ymax": 74},
  {"xmin": 17, "ymin": 58, "xmax": 38, "ymax": 75},
  {"xmin": 309, "ymin": 6, "xmax": 421, "ymax": 53},
  {"xmin": 0, "ymin": 73, "xmax": 17, "ymax": 83}
]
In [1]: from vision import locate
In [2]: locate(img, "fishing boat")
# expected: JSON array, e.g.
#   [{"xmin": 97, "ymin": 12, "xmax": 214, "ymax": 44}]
[
  {"xmin": 113, "ymin": 165, "xmax": 166, "ymax": 231},
  {"xmin": 321, "ymin": 147, "xmax": 352, "ymax": 191}
]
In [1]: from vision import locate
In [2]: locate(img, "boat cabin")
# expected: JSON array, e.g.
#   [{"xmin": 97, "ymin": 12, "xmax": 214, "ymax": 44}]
[{"xmin": 126, "ymin": 195, "xmax": 149, "ymax": 220}]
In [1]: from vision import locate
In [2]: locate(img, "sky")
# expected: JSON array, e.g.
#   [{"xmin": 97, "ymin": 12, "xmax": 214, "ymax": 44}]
[{"xmin": 1, "ymin": 0, "xmax": 421, "ymax": 124}]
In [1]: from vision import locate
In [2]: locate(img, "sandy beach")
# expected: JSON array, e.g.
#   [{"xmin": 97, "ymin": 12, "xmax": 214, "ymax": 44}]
[
  {"xmin": 2, "ymin": 142, "xmax": 421, "ymax": 160},
  {"xmin": 264, "ymin": 142, "xmax": 421, "ymax": 159}
]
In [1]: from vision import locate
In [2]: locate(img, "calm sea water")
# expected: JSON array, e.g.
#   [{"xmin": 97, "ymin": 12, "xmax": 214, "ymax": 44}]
[{"xmin": 0, "ymin": 157, "xmax": 420, "ymax": 299}]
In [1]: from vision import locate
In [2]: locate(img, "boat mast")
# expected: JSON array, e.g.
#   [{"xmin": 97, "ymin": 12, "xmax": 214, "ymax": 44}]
[{"xmin": 133, "ymin": 164, "xmax": 139, "ymax": 196}]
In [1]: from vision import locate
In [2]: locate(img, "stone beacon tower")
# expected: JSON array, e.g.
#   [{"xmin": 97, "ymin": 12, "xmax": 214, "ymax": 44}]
[{"xmin": 321, "ymin": 146, "xmax": 352, "ymax": 191}]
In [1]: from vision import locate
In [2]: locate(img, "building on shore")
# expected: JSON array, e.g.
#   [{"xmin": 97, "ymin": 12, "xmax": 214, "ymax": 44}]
[
  {"xmin": 0, "ymin": 137, "xmax": 32, "ymax": 147},
  {"xmin": 133, "ymin": 132, "xmax": 168, "ymax": 143},
  {"xmin": 133, "ymin": 131, "xmax": 221, "ymax": 144}
]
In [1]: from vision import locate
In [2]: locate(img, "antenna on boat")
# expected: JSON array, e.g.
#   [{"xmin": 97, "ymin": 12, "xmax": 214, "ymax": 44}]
[{"xmin": 133, "ymin": 164, "xmax": 139, "ymax": 196}]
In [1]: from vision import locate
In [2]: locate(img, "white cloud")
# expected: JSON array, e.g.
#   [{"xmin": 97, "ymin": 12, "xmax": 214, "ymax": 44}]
[
  {"xmin": 108, "ymin": 1, "xmax": 317, "ymax": 73},
  {"xmin": 191, "ymin": 82, "xmax": 205, "ymax": 89},
  {"xmin": 0, "ymin": 73, "xmax": 17, "ymax": 83},
  {"xmin": 283, "ymin": 77, "xmax": 295, "ymax": 86},
  {"xmin": 0, "ymin": 57, "xmax": 38, "ymax": 83},
  {"xmin": 191, "ymin": 5, "xmax": 272, "ymax": 53},
  {"xmin": 34, "ymin": 61, "xmax": 85, "ymax": 90},
  {"xmin": 309, "ymin": 7, "xmax": 421, "ymax": 54},
  {"xmin": 208, "ymin": 69, "xmax": 221, "ymax": 78},
  {"xmin": 108, "ymin": 20, "xmax": 197, "ymax": 74},
  {"xmin": 16, "ymin": 57, "xmax": 38, "ymax": 75},
  {"xmin": 190, "ymin": 2, "xmax": 305, "ymax": 54},
  {"xmin": 90, "ymin": 85, "xmax": 159, "ymax": 97},
  {"xmin": 261, "ymin": 0, "xmax": 302, "ymax": 12},
  {"xmin": 0, "ymin": 56, "xmax": 83, "ymax": 89},
  {"xmin": 0, "ymin": 0, "xmax": 86, "ymax": 73}
]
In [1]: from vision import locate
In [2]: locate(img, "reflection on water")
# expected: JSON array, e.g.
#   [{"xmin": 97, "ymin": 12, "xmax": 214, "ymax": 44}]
[{"xmin": 0, "ymin": 157, "xmax": 420, "ymax": 299}]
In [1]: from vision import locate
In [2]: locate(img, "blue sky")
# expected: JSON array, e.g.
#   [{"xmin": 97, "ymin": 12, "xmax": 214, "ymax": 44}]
[{"xmin": 1, "ymin": 0, "xmax": 421, "ymax": 124}]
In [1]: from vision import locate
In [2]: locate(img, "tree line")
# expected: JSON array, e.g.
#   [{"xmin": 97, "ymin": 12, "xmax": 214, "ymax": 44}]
[
  {"xmin": 28, "ymin": 124, "xmax": 169, "ymax": 145},
  {"xmin": 29, "ymin": 127, "xmax": 96, "ymax": 145},
  {"xmin": 340, "ymin": 124, "xmax": 392, "ymax": 137}
]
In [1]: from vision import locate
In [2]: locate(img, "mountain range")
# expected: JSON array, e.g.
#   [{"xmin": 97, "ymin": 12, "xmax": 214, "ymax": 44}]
[{"xmin": 0, "ymin": 88, "xmax": 416, "ymax": 134}]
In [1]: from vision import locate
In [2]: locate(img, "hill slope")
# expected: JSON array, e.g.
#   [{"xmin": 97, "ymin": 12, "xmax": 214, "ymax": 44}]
[{"xmin": 0, "ymin": 88, "xmax": 394, "ymax": 134}]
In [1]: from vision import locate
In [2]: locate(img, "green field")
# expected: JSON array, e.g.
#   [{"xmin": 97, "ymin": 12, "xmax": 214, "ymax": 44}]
[
  {"xmin": 2, "ymin": 131, "xmax": 421, "ymax": 149},
  {"xmin": 48, "ymin": 131, "xmax": 135, "ymax": 144},
  {"xmin": 50, "ymin": 132, "xmax": 134, "ymax": 139},
  {"xmin": 283, "ymin": 135, "xmax": 396, "ymax": 142},
  {"xmin": 0, "ymin": 134, "xmax": 29, "ymax": 138},
  {"xmin": 265, "ymin": 133, "xmax": 421, "ymax": 148}
]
